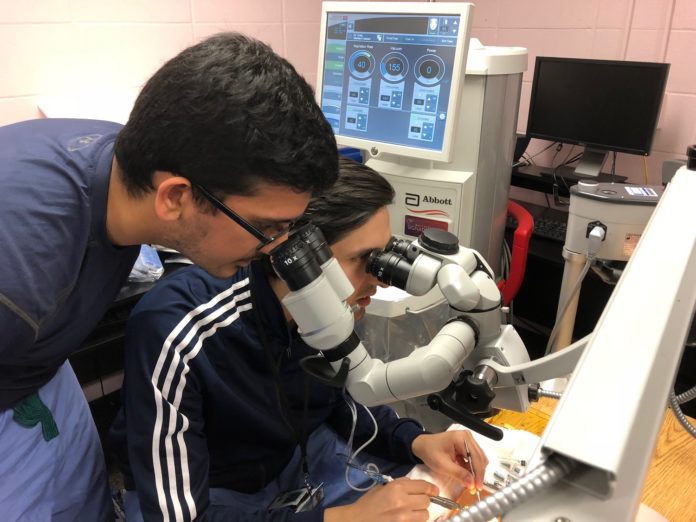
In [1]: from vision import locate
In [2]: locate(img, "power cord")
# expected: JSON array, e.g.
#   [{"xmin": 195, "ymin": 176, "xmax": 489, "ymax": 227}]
[
  {"xmin": 549, "ymin": 144, "xmax": 571, "ymax": 207},
  {"xmin": 544, "ymin": 225, "xmax": 606, "ymax": 354},
  {"xmin": 513, "ymin": 141, "xmax": 558, "ymax": 168}
]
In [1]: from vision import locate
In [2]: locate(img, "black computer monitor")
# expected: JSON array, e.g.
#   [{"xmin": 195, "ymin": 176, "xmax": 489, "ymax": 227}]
[{"xmin": 526, "ymin": 57, "xmax": 669, "ymax": 177}]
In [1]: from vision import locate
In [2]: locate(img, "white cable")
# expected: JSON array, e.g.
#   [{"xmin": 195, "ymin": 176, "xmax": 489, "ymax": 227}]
[
  {"xmin": 545, "ymin": 226, "xmax": 605, "ymax": 354},
  {"xmin": 544, "ymin": 259, "xmax": 592, "ymax": 355},
  {"xmin": 586, "ymin": 226, "xmax": 606, "ymax": 258},
  {"xmin": 343, "ymin": 393, "xmax": 382, "ymax": 492},
  {"xmin": 351, "ymin": 403, "xmax": 380, "ymax": 461}
]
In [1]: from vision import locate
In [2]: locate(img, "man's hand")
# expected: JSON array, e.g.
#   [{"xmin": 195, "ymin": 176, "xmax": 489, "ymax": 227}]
[
  {"xmin": 324, "ymin": 477, "xmax": 438, "ymax": 522},
  {"xmin": 411, "ymin": 430, "xmax": 488, "ymax": 491}
]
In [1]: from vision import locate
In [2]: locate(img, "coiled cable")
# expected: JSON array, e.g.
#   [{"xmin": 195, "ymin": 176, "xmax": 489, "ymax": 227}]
[
  {"xmin": 444, "ymin": 453, "xmax": 577, "ymax": 522},
  {"xmin": 675, "ymin": 384, "xmax": 696, "ymax": 405},
  {"xmin": 537, "ymin": 388, "xmax": 562, "ymax": 400},
  {"xmin": 669, "ymin": 387, "xmax": 696, "ymax": 439}
]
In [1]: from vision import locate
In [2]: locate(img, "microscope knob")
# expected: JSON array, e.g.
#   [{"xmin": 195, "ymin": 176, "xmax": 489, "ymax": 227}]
[
  {"xmin": 462, "ymin": 374, "xmax": 497, "ymax": 413},
  {"xmin": 427, "ymin": 392, "xmax": 503, "ymax": 441},
  {"xmin": 419, "ymin": 228, "xmax": 459, "ymax": 255}
]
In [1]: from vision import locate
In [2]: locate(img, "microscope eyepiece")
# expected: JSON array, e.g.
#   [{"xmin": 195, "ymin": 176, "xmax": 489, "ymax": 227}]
[
  {"xmin": 290, "ymin": 223, "xmax": 333, "ymax": 266},
  {"xmin": 385, "ymin": 236, "xmax": 420, "ymax": 262},
  {"xmin": 366, "ymin": 250, "xmax": 411, "ymax": 290},
  {"xmin": 385, "ymin": 236, "xmax": 409, "ymax": 254},
  {"xmin": 270, "ymin": 236, "xmax": 323, "ymax": 291}
]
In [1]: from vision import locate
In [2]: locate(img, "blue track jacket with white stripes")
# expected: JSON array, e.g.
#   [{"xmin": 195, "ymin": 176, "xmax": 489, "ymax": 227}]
[{"xmin": 110, "ymin": 261, "xmax": 425, "ymax": 521}]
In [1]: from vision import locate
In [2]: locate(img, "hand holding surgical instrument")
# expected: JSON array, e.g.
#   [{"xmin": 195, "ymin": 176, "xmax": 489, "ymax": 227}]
[
  {"xmin": 343, "ymin": 460, "xmax": 463, "ymax": 510},
  {"xmin": 462, "ymin": 436, "xmax": 481, "ymax": 503}
]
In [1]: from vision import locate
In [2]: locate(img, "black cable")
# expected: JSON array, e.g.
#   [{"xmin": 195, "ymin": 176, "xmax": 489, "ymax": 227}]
[
  {"xmin": 544, "ymin": 192, "xmax": 552, "ymax": 208},
  {"xmin": 559, "ymin": 144, "xmax": 576, "ymax": 167},
  {"xmin": 563, "ymin": 152, "xmax": 583, "ymax": 165},
  {"xmin": 513, "ymin": 316, "xmax": 552, "ymax": 337},
  {"xmin": 523, "ymin": 141, "xmax": 558, "ymax": 167},
  {"xmin": 548, "ymin": 144, "xmax": 577, "ymax": 206},
  {"xmin": 249, "ymin": 268, "xmax": 314, "ymax": 490}
]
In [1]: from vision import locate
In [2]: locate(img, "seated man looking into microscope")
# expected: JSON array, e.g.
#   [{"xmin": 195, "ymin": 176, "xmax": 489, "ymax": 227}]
[{"xmin": 110, "ymin": 157, "xmax": 488, "ymax": 521}]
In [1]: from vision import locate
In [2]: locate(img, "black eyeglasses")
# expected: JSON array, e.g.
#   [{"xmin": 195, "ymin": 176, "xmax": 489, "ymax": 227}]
[{"xmin": 193, "ymin": 183, "xmax": 292, "ymax": 250}]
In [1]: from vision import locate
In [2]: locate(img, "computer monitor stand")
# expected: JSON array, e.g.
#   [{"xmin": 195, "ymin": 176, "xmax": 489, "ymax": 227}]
[{"xmin": 574, "ymin": 147, "xmax": 608, "ymax": 177}]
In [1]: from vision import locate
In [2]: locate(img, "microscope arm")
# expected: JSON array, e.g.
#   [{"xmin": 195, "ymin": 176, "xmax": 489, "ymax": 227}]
[
  {"xmin": 334, "ymin": 317, "xmax": 478, "ymax": 406},
  {"xmin": 478, "ymin": 334, "xmax": 589, "ymax": 388},
  {"xmin": 297, "ymin": 312, "xmax": 503, "ymax": 438}
]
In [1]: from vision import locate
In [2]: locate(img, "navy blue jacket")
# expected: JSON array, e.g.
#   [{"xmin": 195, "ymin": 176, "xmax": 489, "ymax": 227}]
[
  {"xmin": 111, "ymin": 262, "xmax": 424, "ymax": 521},
  {"xmin": 0, "ymin": 118, "xmax": 138, "ymax": 410}
]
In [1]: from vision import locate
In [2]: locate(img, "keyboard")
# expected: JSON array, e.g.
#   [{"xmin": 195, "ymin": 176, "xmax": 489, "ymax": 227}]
[
  {"xmin": 506, "ymin": 201, "xmax": 568, "ymax": 244},
  {"xmin": 532, "ymin": 216, "xmax": 567, "ymax": 243},
  {"xmin": 536, "ymin": 165, "xmax": 627, "ymax": 184}
]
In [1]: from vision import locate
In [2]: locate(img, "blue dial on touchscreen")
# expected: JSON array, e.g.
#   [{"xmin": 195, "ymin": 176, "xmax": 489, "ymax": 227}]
[{"xmin": 321, "ymin": 12, "xmax": 461, "ymax": 153}]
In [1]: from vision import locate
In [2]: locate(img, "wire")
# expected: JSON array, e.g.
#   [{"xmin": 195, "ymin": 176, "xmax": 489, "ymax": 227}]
[
  {"xmin": 643, "ymin": 155, "xmax": 649, "ymax": 184},
  {"xmin": 549, "ymin": 145, "xmax": 563, "ymax": 183},
  {"xmin": 552, "ymin": 184, "xmax": 569, "ymax": 207},
  {"xmin": 547, "ymin": 149, "xmax": 585, "ymax": 208},
  {"xmin": 559, "ymin": 145, "xmax": 576, "ymax": 168},
  {"xmin": 669, "ymin": 389, "xmax": 696, "ymax": 438},
  {"xmin": 544, "ymin": 258, "xmax": 592, "ymax": 355},
  {"xmin": 554, "ymin": 145, "xmax": 579, "ymax": 195},
  {"xmin": 519, "ymin": 141, "xmax": 558, "ymax": 167},
  {"xmin": 548, "ymin": 144, "xmax": 572, "ymax": 206},
  {"xmin": 513, "ymin": 315, "xmax": 552, "ymax": 338},
  {"xmin": 564, "ymin": 152, "xmax": 583, "ymax": 165},
  {"xmin": 500, "ymin": 238, "xmax": 511, "ymax": 282},
  {"xmin": 545, "ymin": 225, "xmax": 606, "ymax": 354},
  {"xmin": 537, "ymin": 387, "xmax": 562, "ymax": 400},
  {"xmin": 342, "ymin": 393, "xmax": 382, "ymax": 492},
  {"xmin": 445, "ymin": 454, "xmax": 577, "ymax": 522},
  {"xmin": 352, "ymin": 403, "xmax": 379, "ymax": 462},
  {"xmin": 611, "ymin": 152, "xmax": 617, "ymax": 177},
  {"xmin": 676, "ymin": 384, "xmax": 696, "ymax": 405}
]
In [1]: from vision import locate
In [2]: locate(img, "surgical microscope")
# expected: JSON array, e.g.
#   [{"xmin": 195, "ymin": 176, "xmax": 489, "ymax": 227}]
[
  {"xmin": 272, "ymin": 161, "xmax": 696, "ymax": 521},
  {"xmin": 270, "ymin": 224, "xmax": 584, "ymax": 441}
]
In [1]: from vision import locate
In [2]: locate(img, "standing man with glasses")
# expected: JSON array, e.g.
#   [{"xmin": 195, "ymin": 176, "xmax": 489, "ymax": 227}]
[{"xmin": 0, "ymin": 32, "xmax": 337, "ymax": 521}]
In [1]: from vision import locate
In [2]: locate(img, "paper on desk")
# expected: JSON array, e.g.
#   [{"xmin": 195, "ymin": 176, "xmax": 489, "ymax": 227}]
[
  {"xmin": 406, "ymin": 424, "xmax": 541, "ymax": 522},
  {"xmin": 636, "ymin": 503, "xmax": 667, "ymax": 522}
]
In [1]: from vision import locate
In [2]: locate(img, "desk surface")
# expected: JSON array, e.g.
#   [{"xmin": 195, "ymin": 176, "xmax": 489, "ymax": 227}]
[
  {"xmin": 512, "ymin": 164, "xmax": 628, "ymax": 196},
  {"xmin": 487, "ymin": 398, "xmax": 696, "ymax": 521}
]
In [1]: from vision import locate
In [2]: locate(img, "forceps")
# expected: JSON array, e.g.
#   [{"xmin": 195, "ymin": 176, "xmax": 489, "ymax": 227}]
[
  {"xmin": 463, "ymin": 436, "xmax": 482, "ymax": 503},
  {"xmin": 344, "ymin": 460, "xmax": 464, "ymax": 510}
]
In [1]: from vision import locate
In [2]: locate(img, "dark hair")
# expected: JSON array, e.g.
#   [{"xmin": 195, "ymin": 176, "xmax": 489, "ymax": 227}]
[
  {"xmin": 295, "ymin": 156, "xmax": 395, "ymax": 245},
  {"xmin": 114, "ymin": 32, "xmax": 337, "ymax": 198}
]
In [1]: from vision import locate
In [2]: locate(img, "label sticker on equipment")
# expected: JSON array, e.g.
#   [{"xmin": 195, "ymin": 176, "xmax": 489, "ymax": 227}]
[
  {"xmin": 404, "ymin": 215, "xmax": 448, "ymax": 237},
  {"xmin": 625, "ymin": 186, "xmax": 658, "ymax": 197},
  {"xmin": 624, "ymin": 233, "xmax": 641, "ymax": 257}
]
